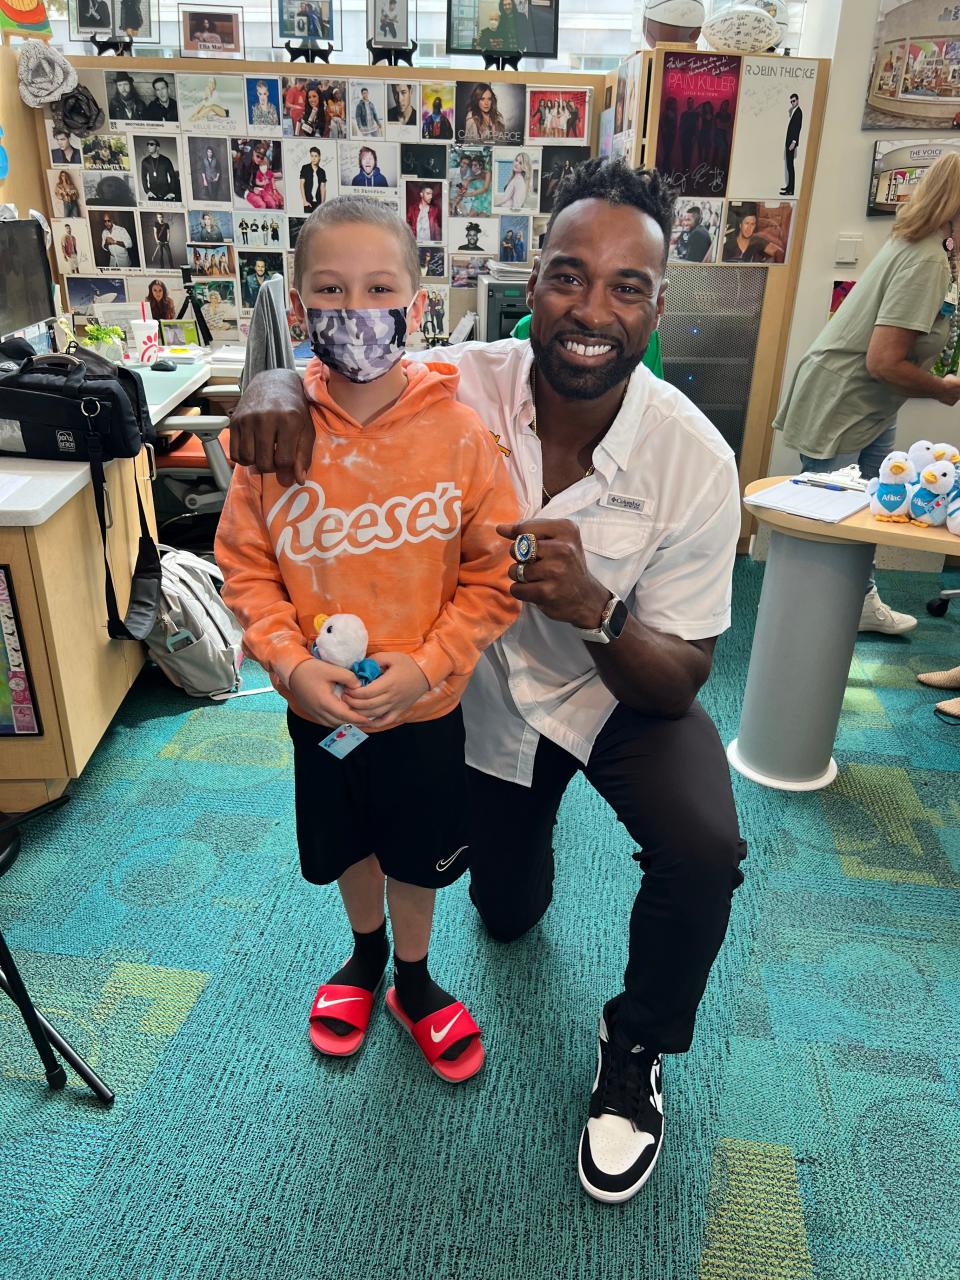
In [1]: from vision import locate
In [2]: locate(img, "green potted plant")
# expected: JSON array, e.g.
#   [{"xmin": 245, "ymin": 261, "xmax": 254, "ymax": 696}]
[{"xmin": 80, "ymin": 323, "xmax": 126, "ymax": 364}]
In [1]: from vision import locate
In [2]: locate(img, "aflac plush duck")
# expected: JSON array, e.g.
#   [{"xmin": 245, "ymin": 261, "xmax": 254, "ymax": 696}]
[
  {"xmin": 932, "ymin": 441, "xmax": 960, "ymax": 467},
  {"xmin": 312, "ymin": 613, "xmax": 382, "ymax": 686},
  {"xmin": 868, "ymin": 451, "xmax": 917, "ymax": 522},
  {"xmin": 909, "ymin": 461, "xmax": 957, "ymax": 527},
  {"xmin": 908, "ymin": 439, "xmax": 936, "ymax": 473},
  {"xmin": 947, "ymin": 484, "xmax": 960, "ymax": 537}
]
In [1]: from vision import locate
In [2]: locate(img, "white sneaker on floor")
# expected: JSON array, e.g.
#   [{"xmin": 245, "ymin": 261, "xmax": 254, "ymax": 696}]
[{"xmin": 859, "ymin": 587, "xmax": 917, "ymax": 635}]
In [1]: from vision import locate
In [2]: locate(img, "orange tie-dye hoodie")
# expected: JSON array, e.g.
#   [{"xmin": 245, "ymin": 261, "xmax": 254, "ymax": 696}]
[{"xmin": 215, "ymin": 358, "xmax": 521, "ymax": 727}]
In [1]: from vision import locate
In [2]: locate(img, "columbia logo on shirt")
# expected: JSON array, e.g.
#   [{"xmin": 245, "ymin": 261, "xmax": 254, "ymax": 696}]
[{"xmin": 266, "ymin": 480, "xmax": 462, "ymax": 562}]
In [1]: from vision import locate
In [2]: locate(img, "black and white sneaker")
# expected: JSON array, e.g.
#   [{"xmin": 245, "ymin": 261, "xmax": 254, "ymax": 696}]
[{"xmin": 577, "ymin": 999, "xmax": 664, "ymax": 1204}]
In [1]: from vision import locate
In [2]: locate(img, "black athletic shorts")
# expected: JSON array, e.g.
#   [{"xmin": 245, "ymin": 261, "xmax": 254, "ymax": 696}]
[{"xmin": 287, "ymin": 706, "xmax": 472, "ymax": 890}]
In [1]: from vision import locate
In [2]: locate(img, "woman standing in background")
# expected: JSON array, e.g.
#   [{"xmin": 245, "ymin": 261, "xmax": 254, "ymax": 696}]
[{"xmin": 774, "ymin": 153, "xmax": 960, "ymax": 635}]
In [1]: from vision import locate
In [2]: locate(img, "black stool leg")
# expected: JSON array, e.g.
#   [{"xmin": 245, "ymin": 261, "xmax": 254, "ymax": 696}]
[
  {"xmin": 0, "ymin": 958, "xmax": 114, "ymax": 1104},
  {"xmin": 0, "ymin": 930, "xmax": 66, "ymax": 1091},
  {"xmin": 0, "ymin": 797, "xmax": 114, "ymax": 1105}
]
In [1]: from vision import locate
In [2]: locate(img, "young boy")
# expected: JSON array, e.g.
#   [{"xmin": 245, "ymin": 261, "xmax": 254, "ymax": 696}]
[{"xmin": 214, "ymin": 197, "xmax": 520, "ymax": 1083}]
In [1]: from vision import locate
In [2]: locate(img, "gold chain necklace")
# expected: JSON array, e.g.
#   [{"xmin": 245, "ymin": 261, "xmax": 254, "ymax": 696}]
[{"xmin": 529, "ymin": 369, "xmax": 594, "ymax": 503}]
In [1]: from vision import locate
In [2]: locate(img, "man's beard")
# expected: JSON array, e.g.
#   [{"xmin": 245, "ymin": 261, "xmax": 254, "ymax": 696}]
[{"xmin": 530, "ymin": 331, "xmax": 645, "ymax": 400}]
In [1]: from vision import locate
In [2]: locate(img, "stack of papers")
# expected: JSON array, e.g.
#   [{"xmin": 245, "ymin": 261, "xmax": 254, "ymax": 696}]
[{"xmin": 744, "ymin": 479, "xmax": 870, "ymax": 523}]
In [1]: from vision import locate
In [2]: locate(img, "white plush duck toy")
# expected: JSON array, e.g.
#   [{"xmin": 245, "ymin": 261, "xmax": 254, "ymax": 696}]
[
  {"xmin": 909, "ymin": 461, "xmax": 957, "ymax": 527},
  {"xmin": 867, "ymin": 452, "xmax": 916, "ymax": 522},
  {"xmin": 311, "ymin": 613, "xmax": 381, "ymax": 685},
  {"xmin": 908, "ymin": 440, "xmax": 936, "ymax": 473}
]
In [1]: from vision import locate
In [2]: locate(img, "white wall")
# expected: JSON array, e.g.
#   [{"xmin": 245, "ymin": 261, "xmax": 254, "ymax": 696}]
[{"xmin": 769, "ymin": 0, "xmax": 960, "ymax": 479}]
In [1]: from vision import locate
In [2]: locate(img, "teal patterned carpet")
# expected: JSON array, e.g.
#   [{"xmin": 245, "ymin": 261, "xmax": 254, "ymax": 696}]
[{"xmin": 0, "ymin": 559, "xmax": 958, "ymax": 1280}]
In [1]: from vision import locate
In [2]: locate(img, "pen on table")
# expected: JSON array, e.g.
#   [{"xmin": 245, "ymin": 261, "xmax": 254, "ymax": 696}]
[{"xmin": 791, "ymin": 479, "xmax": 847, "ymax": 491}]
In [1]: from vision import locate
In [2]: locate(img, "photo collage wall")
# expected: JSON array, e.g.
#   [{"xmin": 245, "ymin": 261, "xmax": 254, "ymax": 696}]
[
  {"xmin": 43, "ymin": 67, "xmax": 593, "ymax": 348},
  {"xmin": 600, "ymin": 50, "xmax": 819, "ymax": 270}
]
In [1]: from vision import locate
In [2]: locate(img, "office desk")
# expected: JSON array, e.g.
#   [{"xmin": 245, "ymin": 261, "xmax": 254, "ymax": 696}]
[
  {"xmin": 0, "ymin": 364, "xmax": 213, "ymax": 810},
  {"xmin": 727, "ymin": 476, "xmax": 957, "ymax": 792}
]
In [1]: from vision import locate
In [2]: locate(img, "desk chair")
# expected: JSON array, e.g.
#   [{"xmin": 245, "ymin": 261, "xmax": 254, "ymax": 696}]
[
  {"xmin": 153, "ymin": 405, "xmax": 233, "ymax": 549},
  {"xmin": 153, "ymin": 275, "xmax": 294, "ymax": 550},
  {"xmin": 0, "ymin": 797, "xmax": 114, "ymax": 1104},
  {"xmin": 927, "ymin": 585, "xmax": 959, "ymax": 617}
]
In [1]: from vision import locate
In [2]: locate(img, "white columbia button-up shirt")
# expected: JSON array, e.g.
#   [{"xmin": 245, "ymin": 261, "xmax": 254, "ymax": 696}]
[{"xmin": 408, "ymin": 338, "xmax": 741, "ymax": 787}]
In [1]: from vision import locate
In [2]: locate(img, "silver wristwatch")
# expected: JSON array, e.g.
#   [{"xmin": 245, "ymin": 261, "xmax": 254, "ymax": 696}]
[{"xmin": 574, "ymin": 594, "xmax": 629, "ymax": 645}]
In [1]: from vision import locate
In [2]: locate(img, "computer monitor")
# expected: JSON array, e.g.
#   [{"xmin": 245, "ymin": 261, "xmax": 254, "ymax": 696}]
[{"xmin": 0, "ymin": 220, "xmax": 56, "ymax": 341}]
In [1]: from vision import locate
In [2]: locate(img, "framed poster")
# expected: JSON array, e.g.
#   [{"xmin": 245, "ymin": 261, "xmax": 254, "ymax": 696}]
[
  {"xmin": 539, "ymin": 145, "xmax": 590, "ymax": 213},
  {"xmin": 88, "ymin": 208, "xmax": 142, "ymax": 271},
  {"xmin": 53, "ymin": 219, "xmax": 96, "ymax": 275},
  {"xmin": 338, "ymin": 141, "xmax": 399, "ymax": 190},
  {"xmin": 667, "ymin": 197, "xmax": 723, "ymax": 264},
  {"xmin": 178, "ymin": 5, "xmax": 244, "ymax": 59},
  {"xmin": 447, "ymin": 0, "xmax": 558, "ymax": 59},
  {"xmin": 385, "ymin": 82, "xmax": 420, "ymax": 140},
  {"xmin": 527, "ymin": 88, "xmax": 590, "ymax": 145},
  {"xmin": 867, "ymin": 138, "xmax": 960, "ymax": 216},
  {"xmin": 367, "ymin": 0, "xmax": 413, "ymax": 49},
  {"xmin": 244, "ymin": 76, "xmax": 283, "ymax": 134},
  {"xmin": 274, "ymin": 0, "xmax": 341, "ymax": 47},
  {"xmin": 728, "ymin": 58, "xmax": 819, "ymax": 201},
  {"xmin": 349, "ymin": 81, "xmax": 387, "ymax": 141},
  {"xmin": 104, "ymin": 68, "xmax": 178, "ymax": 127},
  {"xmin": 236, "ymin": 210, "xmax": 286, "ymax": 252},
  {"xmin": 454, "ymin": 81, "xmax": 525, "ymax": 146},
  {"xmin": 721, "ymin": 200, "xmax": 794, "ymax": 265},
  {"xmin": 281, "ymin": 77, "xmax": 348, "ymax": 139},
  {"xmin": 138, "ymin": 210, "xmax": 189, "ymax": 271},
  {"xmin": 231, "ymin": 138, "xmax": 285, "ymax": 211},
  {"xmin": 0, "ymin": 568, "xmax": 41, "ymax": 737},
  {"xmin": 68, "ymin": 0, "xmax": 160, "ymax": 45},
  {"xmin": 403, "ymin": 180, "xmax": 445, "ymax": 246},
  {"xmin": 401, "ymin": 143, "xmax": 447, "ymax": 181},
  {"xmin": 82, "ymin": 170, "xmax": 137, "ymax": 207},
  {"xmin": 285, "ymin": 138, "xmax": 339, "ymax": 212},
  {"xmin": 64, "ymin": 275, "xmax": 127, "ymax": 311},
  {"xmin": 47, "ymin": 168, "xmax": 86, "ymax": 220},
  {"xmin": 131, "ymin": 135, "xmax": 184, "ymax": 204},
  {"xmin": 492, "ymin": 146, "xmax": 540, "ymax": 213},
  {"xmin": 449, "ymin": 146, "xmax": 493, "ymax": 217},
  {"xmin": 498, "ymin": 213, "xmax": 530, "ymax": 262},
  {"xmin": 656, "ymin": 52, "xmax": 741, "ymax": 198},
  {"xmin": 176, "ymin": 73, "xmax": 246, "ymax": 132},
  {"xmin": 864, "ymin": 2, "xmax": 960, "ymax": 128}
]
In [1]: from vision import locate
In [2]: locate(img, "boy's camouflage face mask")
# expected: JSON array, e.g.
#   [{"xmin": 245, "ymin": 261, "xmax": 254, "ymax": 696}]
[{"xmin": 304, "ymin": 306, "xmax": 408, "ymax": 384}]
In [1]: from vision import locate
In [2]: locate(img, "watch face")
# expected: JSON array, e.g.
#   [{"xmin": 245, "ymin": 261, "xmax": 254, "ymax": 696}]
[{"xmin": 606, "ymin": 600, "xmax": 629, "ymax": 640}]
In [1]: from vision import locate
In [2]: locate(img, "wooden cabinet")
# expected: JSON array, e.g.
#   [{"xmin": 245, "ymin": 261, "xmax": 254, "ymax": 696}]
[{"xmin": 0, "ymin": 456, "xmax": 155, "ymax": 811}]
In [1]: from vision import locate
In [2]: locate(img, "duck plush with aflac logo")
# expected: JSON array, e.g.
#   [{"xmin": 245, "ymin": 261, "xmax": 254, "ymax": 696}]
[
  {"xmin": 932, "ymin": 442, "xmax": 960, "ymax": 467},
  {"xmin": 909, "ymin": 462, "xmax": 957, "ymax": 527},
  {"xmin": 868, "ymin": 452, "xmax": 917, "ymax": 522},
  {"xmin": 311, "ymin": 613, "xmax": 381, "ymax": 686}
]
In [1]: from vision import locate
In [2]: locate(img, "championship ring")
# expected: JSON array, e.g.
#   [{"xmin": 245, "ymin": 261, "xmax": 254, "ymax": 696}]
[{"xmin": 513, "ymin": 531, "xmax": 537, "ymax": 563}]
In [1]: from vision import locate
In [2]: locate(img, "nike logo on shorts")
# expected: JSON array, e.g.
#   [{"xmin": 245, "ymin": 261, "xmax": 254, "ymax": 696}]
[{"xmin": 436, "ymin": 844, "xmax": 468, "ymax": 873}]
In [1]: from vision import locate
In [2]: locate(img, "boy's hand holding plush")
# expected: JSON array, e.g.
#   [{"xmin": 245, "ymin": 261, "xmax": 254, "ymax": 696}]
[
  {"xmin": 288, "ymin": 659, "xmax": 369, "ymax": 729},
  {"xmin": 343, "ymin": 653, "xmax": 429, "ymax": 729}
]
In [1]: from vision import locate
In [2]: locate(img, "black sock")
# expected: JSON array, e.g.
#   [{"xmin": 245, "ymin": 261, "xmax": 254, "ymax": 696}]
[
  {"xmin": 394, "ymin": 955, "xmax": 475, "ymax": 1061},
  {"xmin": 319, "ymin": 921, "xmax": 389, "ymax": 1036}
]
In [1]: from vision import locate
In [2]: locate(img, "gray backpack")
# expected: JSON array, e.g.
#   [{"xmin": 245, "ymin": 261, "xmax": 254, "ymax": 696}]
[{"xmin": 145, "ymin": 547, "xmax": 264, "ymax": 699}]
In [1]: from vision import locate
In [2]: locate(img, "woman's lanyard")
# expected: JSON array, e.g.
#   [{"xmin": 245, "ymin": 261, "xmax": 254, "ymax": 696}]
[{"xmin": 934, "ymin": 232, "xmax": 959, "ymax": 374}]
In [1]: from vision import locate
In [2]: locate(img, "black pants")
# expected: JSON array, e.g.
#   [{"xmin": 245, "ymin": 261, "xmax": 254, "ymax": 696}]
[{"xmin": 468, "ymin": 701, "xmax": 747, "ymax": 1055}]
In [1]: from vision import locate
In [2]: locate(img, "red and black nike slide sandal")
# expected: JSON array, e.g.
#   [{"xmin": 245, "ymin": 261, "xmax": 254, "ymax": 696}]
[
  {"xmin": 385, "ymin": 987, "xmax": 485, "ymax": 1084},
  {"xmin": 308, "ymin": 979, "xmax": 382, "ymax": 1057}
]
